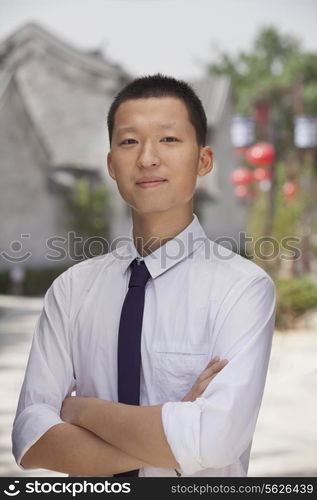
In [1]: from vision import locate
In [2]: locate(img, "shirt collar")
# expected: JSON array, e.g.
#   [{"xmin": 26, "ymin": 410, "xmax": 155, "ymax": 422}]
[{"xmin": 115, "ymin": 213, "xmax": 209, "ymax": 279}]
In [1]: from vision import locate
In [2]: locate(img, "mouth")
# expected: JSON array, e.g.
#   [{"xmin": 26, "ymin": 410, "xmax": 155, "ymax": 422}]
[{"xmin": 136, "ymin": 180, "xmax": 167, "ymax": 189}]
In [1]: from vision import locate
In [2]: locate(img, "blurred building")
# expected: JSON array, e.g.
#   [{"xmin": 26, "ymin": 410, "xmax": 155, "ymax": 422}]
[
  {"xmin": 0, "ymin": 22, "xmax": 245, "ymax": 272},
  {"xmin": 191, "ymin": 78, "xmax": 246, "ymax": 245}
]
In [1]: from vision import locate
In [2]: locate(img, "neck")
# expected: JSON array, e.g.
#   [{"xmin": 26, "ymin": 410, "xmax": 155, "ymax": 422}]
[{"xmin": 131, "ymin": 205, "xmax": 194, "ymax": 257}]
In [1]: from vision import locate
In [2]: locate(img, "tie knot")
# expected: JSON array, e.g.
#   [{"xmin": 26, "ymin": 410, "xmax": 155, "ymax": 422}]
[{"xmin": 128, "ymin": 259, "xmax": 151, "ymax": 288}]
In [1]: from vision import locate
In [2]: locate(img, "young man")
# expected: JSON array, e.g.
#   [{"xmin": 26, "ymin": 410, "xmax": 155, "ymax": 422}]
[{"xmin": 12, "ymin": 74, "xmax": 276, "ymax": 477}]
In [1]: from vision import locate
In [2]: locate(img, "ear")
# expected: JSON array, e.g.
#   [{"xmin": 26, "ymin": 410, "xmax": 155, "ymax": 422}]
[
  {"xmin": 197, "ymin": 146, "xmax": 213, "ymax": 177},
  {"xmin": 107, "ymin": 152, "xmax": 116, "ymax": 181}
]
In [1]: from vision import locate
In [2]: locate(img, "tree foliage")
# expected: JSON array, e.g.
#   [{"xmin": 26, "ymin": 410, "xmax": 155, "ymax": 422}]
[
  {"xmin": 64, "ymin": 178, "xmax": 111, "ymax": 258},
  {"xmin": 208, "ymin": 26, "xmax": 317, "ymax": 157},
  {"xmin": 208, "ymin": 26, "xmax": 317, "ymax": 115},
  {"xmin": 207, "ymin": 26, "xmax": 317, "ymax": 299}
]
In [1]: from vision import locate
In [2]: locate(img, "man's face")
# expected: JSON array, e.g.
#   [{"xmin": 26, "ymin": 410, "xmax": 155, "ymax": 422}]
[{"xmin": 107, "ymin": 97, "xmax": 212, "ymax": 215}]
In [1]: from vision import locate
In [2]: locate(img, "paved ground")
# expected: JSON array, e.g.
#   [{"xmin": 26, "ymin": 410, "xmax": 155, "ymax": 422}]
[{"xmin": 0, "ymin": 294, "xmax": 316, "ymax": 478}]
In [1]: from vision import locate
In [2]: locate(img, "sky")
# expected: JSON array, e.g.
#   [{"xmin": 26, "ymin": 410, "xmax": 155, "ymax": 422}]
[{"xmin": 0, "ymin": 0, "xmax": 317, "ymax": 79}]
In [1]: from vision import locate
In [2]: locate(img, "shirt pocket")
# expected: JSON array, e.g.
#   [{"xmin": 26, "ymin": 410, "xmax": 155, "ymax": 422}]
[{"xmin": 152, "ymin": 342, "xmax": 210, "ymax": 403}]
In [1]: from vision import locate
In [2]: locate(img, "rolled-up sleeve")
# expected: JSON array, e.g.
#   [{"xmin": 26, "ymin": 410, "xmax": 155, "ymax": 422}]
[
  {"xmin": 161, "ymin": 274, "xmax": 276, "ymax": 475},
  {"xmin": 11, "ymin": 270, "xmax": 76, "ymax": 468}
]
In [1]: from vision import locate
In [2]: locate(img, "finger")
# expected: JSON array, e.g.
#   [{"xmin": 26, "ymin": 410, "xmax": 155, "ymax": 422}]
[
  {"xmin": 199, "ymin": 359, "xmax": 228, "ymax": 382},
  {"xmin": 198, "ymin": 362, "xmax": 229, "ymax": 392},
  {"xmin": 198, "ymin": 360, "xmax": 223, "ymax": 381},
  {"xmin": 204, "ymin": 359, "xmax": 228, "ymax": 374},
  {"xmin": 198, "ymin": 377, "xmax": 214, "ymax": 394},
  {"xmin": 206, "ymin": 357, "xmax": 220, "ymax": 368}
]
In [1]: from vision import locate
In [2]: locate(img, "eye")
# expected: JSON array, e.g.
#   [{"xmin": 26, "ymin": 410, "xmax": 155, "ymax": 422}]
[
  {"xmin": 161, "ymin": 137, "xmax": 179, "ymax": 142},
  {"xmin": 120, "ymin": 138, "xmax": 138, "ymax": 145}
]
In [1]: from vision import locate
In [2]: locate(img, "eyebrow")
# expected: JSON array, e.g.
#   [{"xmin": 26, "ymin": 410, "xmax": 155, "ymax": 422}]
[{"xmin": 116, "ymin": 123, "xmax": 177, "ymax": 133}]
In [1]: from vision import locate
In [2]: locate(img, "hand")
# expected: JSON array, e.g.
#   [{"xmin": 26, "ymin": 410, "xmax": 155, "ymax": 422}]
[
  {"xmin": 60, "ymin": 396, "xmax": 90, "ymax": 426},
  {"xmin": 181, "ymin": 357, "xmax": 228, "ymax": 402}
]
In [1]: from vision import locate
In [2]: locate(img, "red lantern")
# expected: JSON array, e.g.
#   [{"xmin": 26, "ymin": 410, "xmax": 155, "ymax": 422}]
[
  {"xmin": 282, "ymin": 181, "xmax": 297, "ymax": 198},
  {"xmin": 246, "ymin": 142, "xmax": 275, "ymax": 167},
  {"xmin": 230, "ymin": 168, "xmax": 253, "ymax": 185},
  {"xmin": 253, "ymin": 168, "xmax": 272, "ymax": 182}
]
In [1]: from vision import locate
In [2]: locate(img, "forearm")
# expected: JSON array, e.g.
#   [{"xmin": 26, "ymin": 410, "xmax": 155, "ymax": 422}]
[
  {"xmin": 20, "ymin": 422, "xmax": 150, "ymax": 476},
  {"xmin": 77, "ymin": 399, "xmax": 180, "ymax": 469}
]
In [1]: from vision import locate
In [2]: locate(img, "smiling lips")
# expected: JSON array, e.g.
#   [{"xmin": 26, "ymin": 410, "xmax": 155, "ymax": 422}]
[{"xmin": 136, "ymin": 177, "xmax": 167, "ymax": 189}]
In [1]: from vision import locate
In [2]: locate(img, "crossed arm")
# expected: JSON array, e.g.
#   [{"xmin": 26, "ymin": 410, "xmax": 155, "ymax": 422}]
[
  {"xmin": 18, "ymin": 273, "xmax": 275, "ymax": 476},
  {"xmin": 20, "ymin": 358, "xmax": 227, "ymax": 476}
]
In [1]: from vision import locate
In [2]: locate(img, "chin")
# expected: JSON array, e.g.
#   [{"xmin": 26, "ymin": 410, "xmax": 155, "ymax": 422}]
[{"xmin": 131, "ymin": 204, "xmax": 174, "ymax": 215}]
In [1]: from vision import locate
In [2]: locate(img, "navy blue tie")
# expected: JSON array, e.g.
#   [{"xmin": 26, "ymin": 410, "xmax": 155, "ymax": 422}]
[{"xmin": 113, "ymin": 258, "xmax": 151, "ymax": 477}]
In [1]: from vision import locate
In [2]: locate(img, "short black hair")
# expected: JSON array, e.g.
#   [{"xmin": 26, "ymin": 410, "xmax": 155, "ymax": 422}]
[{"xmin": 107, "ymin": 73, "xmax": 207, "ymax": 147}]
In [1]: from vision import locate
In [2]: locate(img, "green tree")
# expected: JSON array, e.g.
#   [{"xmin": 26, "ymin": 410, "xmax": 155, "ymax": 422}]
[
  {"xmin": 207, "ymin": 26, "xmax": 317, "ymax": 289},
  {"xmin": 208, "ymin": 26, "xmax": 317, "ymax": 152},
  {"xmin": 64, "ymin": 178, "xmax": 111, "ymax": 259}
]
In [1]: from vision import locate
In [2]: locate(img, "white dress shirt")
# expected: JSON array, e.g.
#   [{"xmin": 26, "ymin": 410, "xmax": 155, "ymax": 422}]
[{"xmin": 12, "ymin": 213, "xmax": 276, "ymax": 477}]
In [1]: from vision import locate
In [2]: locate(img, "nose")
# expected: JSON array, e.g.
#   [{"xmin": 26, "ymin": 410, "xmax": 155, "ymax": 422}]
[{"xmin": 137, "ymin": 141, "xmax": 161, "ymax": 168}]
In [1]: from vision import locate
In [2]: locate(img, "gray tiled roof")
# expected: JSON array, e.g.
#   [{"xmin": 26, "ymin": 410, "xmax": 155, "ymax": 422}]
[{"xmin": 0, "ymin": 23, "xmax": 130, "ymax": 177}]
